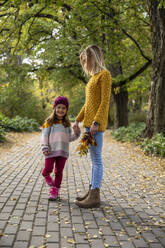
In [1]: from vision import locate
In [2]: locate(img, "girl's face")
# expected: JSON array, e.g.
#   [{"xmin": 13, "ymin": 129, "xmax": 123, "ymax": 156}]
[{"xmin": 55, "ymin": 104, "xmax": 67, "ymax": 119}]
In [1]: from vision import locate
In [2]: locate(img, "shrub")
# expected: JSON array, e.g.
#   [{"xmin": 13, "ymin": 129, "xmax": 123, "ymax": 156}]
[
  {"xmin": 0, "ymin": 114, "xmax": 40, "ymax": 132},
  {"xmin": 111, "ymin": 123, "xmax": 165, "ymax": 158},
  {"xmin": 0, "ymin": 126, "xmax": 6, "ymax": 142},
  {"xmin": 140, "ymin": 133, "xmax": 165, "ymax": 157},
  {"xmin": 111, "ymin": 122, "xmax": 145, "ymax": 142},
  {"xmin": 128, "ymin": 111, "xmax": 146, "ymax": 123}
]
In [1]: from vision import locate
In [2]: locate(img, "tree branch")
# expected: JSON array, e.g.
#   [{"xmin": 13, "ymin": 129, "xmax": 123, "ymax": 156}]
[
  {"xmin": 34, "ymin": 13, "xmax": 62, "ymax": 23},
  {"xmin": 0, "ymin": 13, "xmax": 9, "ymax": 17},
  {"xmin": 12, "ymin": 6, "xmax": 46, "ymax": 55},
  {"xmin": 30, "ymin": 64, "xmax": 87, "ymax": 84},
  {"xmin": 0, "ymin": 28, "xmax": 10, "ymax": 34},
  {"xmin": 91, "ymin": 1, "xmax": 150, "ymax": 61},
  {"xmin": 112, "ymin": 59, "xmax": 152, "ymax": 89},
  {"xmin": 121, "ymin": 28, "xmax": 151, "ymax": 61},
  {"xmin": 0, "ymin": 0, "xmax": 8, "ymax": 7}
]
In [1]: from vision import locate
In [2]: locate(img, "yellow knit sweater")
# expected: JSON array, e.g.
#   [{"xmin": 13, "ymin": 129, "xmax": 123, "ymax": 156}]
[{"xmin": 76, "ymin": 69, "xmax": 112, "ymax": 131}]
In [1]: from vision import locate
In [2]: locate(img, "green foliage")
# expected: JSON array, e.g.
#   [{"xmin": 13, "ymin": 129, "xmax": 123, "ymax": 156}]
[
  {"xmin": 128, "ymin": 111, "xmax": 146, "ymax": 123},
  {"xmin": 0, "ymin": 60, "xmax": 46, "ymax": 124},
  {"xmin": 0, "ymin": 0, "xmax": 152, "ymax": 133},
  {"xmin": 111, "ymin": 122, "xmax": 145, "ymax": 142},
  {"xmin": 159, "ymin": 0, "xmax": 165, "ymax": 8},
  {"xmin": 0, "ymin": 114, "xmax": 40, "ymax": 132},
  {"xmin": 140, "ymin": 133, "xmax": 165, "ymax": 157},
  {"xmin": 0, "ymin": 126, "xmax": 6, "ymax": 143},
  {"xmin": 111, "ymin": 123, "xmax": 165, "ymax": 157}
]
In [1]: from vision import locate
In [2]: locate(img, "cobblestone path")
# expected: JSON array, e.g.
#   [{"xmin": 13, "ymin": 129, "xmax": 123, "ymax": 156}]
[{"xmin": 0, "ymin": 132, "xmax": 165, "ymax": 248}]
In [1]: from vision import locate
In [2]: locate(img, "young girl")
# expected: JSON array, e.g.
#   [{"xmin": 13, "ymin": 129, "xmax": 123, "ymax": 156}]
[
  {"xmin": 41, "ymin": 96, "xmax": 80, "ymax": 200},
  {"xmin": 73, "ymin": 45, "xmax": 112, "ymax": 208}
]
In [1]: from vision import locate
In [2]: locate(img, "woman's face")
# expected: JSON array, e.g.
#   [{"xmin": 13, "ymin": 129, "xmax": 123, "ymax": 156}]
[
  {"xmin": 80, "ymin": 51, "xmax": 94, "ymax": 73},
  {"xmin": 80, "ymin": 52, "xmax": 87, "ymax": 68}
]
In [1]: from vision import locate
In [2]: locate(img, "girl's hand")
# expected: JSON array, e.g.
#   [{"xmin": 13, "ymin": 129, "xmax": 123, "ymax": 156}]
[
  {"xmin": 43, "ymin": 151, "xmax": 49, "ymax": 156},
  {"xmin": 90, "ymin": 123, "xmax": 99, "ymax": 135}
]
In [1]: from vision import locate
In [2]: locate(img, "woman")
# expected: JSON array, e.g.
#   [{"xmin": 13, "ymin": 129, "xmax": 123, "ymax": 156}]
[{"xmin": 73, "ymin": 45, "xmax": 112, "ymax": 208}]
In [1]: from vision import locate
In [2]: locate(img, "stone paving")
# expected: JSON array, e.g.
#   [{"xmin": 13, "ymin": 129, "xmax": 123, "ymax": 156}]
[{"xmin": 0, "ymin": 131, "xmax": 165, "ymax": 248}]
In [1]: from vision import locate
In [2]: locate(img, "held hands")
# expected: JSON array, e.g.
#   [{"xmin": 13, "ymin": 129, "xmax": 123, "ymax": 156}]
[
  {"xmin": 73, "ymin": 123, "xmax": 81, "ymax": 136},
  {"xmin": 90, "ymin": 123, "xmax": 99, "ymax": 135},
  {"xmin": 43, "ymin": 151, "xmax": 49, "ymax": 156},
  {"xmin": 73, "ymin": 120, "xmax": 98, "ymax": 135},
  {"xmin": 73, "ymin": 120, "xmax": 79, "ymax": 129}
]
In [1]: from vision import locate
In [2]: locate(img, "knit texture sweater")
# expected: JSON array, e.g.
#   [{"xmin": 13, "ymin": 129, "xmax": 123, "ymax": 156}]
[
  {"xmin": 41, "ymin": 122, "xmax": 80, "ymax": 159},
  {"xmin": 76, "ymin": 69, "xmax": 112, "ymax": 131}
]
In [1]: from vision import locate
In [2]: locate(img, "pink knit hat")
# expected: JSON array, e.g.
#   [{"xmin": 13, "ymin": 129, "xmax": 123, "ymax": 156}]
[{"xmin": 53, "ymin": 96, "xmax": 69, "ymax": 110}]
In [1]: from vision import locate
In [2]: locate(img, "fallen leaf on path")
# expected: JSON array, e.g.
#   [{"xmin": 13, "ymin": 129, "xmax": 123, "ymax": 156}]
[
  {"xmin": 67, "ymin": 238, "xmax": 75, "ymax": 244},
  {"xmin": 45, "ymin": 234, "xmax": 51, "ymax": 238}
]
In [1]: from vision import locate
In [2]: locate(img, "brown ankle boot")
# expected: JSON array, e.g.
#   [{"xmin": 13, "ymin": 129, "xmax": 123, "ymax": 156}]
[
  {"xmin": 75, "ymin": 188, "xmax": 100, "ymax": 208},
  {"xmin": 76, "ymin": 185, "xmax": 91, "ymax": 201}
]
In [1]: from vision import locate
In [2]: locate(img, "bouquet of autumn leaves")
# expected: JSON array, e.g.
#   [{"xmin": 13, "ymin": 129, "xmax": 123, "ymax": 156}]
[{"xmin": 76, "ymin": 132, "xmax": 97, "ymax": 156}]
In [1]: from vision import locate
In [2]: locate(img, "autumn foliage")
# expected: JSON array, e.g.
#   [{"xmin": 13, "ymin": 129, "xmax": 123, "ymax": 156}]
[{"xmin": 76, "ymin": 132, "xmax": 97, "ymax": 156}]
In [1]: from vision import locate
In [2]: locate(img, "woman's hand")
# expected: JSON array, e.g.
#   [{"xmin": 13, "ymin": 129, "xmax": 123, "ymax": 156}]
[
  {"xmin": 73, "ymin": 125, "xmax": 81, "ymax": 136},
  {"xmin": 90, "ymin": 123, "xmax": 99, "ymax": 135},
  {"xmin": 73, "ymin": 120, "xmax": 79, "ymax": 129},
  {"xmin": 73, "ymin": 120, "xmax": 80, "ymax": 136}
]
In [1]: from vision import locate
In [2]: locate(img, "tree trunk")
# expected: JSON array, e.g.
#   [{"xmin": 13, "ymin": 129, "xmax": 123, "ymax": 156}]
[
  {"xmin": 144, "ymin": 1, "xmax": 165, "ymax": 137},
  {"xmin": 109, "ymin": 62, "xmax": 128, "ymax": 128},
  {"xmin": 113, "ymin": 88, "xmax": 128, "ymax": 128}
]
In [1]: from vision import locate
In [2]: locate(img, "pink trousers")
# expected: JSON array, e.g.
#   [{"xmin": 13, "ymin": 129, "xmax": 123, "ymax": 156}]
[{"xmin": 42, "ymin": 157, "xmax": 67, "ymax": 188}]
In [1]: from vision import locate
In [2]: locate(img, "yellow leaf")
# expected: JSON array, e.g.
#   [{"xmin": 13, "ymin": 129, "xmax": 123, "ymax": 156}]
[
  {"xmin": 67, "ymin": 238, "xmax": 75, "ymax": 244},
  {"xmin": 45, "ymin": 234, "xmax": 51, "ymax": 238}
]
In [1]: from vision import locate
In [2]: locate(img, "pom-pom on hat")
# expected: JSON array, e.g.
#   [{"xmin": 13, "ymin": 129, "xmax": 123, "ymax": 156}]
[{"xmin": 53, "ymin": 96, "xmax": 69, "ymax": 110}]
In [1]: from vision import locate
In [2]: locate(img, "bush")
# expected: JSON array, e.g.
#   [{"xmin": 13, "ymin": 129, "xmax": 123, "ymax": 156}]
[
  {"xmin": 0, "ymin": 114, "xmax": 40, "ymax": 132},
  {"xmin": 111, "ymin": 122, "xmax": 145, "ymax": 142},
  {"xmin": 0, "ymin": 126, "xmax": 6, "ymax": 142},
  {"xmin": 128, "ymin": 111, "xmax": 146, "ymax": 123},
  {"xmin": 111, "ymin": 123, "xmax": 165, "ymax": 158},
  {"xmin": 140, "ymin": 133, "xmax": 165, "ymax": 157}
]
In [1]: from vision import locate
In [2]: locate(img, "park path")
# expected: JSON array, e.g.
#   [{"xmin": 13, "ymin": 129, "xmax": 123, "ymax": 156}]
[{"xmin": 0, "ymin": 131, "xmax": 165, "ymax": 248}]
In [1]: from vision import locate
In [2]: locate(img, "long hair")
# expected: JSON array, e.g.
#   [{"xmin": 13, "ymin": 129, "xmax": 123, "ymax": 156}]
[
  {"xmin": 80, "ymin": 45, "xmax": 106, "ymax": 76},
  {"xmin": 45, "ymin": 109, "xmax": 71, "ymax": 128}
]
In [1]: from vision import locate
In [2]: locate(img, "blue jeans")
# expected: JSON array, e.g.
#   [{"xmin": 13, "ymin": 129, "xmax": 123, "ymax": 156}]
[{"xmin": 86, "ymin": 127, "xmax": 104, "ymax": 189}]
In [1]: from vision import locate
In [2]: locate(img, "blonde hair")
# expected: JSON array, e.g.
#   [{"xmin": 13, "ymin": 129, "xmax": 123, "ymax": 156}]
[{"xmin": 80, "ymin": 45, "xmax": 106, "ymax": 75}]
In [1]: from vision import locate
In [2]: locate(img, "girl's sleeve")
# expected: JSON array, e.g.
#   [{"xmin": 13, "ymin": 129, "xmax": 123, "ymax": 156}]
[
  {"xmin": 41, "ymin": 123, "xmax": 51, "ymax": 152},
  {"xmin": 94, "ymin": 71, "xmax": 112, "ymax": 123},
  {"xmin": 76, "ymin": 104, "xmax": 85, "ymax": 122},
  {"xmin": 69, "ymin": 127, "xmax": 81, "ymax": 142}
]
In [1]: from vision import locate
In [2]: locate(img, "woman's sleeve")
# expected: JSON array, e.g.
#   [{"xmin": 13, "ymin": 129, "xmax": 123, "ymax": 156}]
[
  {"xmin": 76, "ymin": 104, "xmax": 85, "ymax": 122},
  {"xmin": 94, "ymin": 71, "xmax": 112, "ymax": 123},
  {"xmin": 41, "ymin": 123, "xmax": 51, "ymax": 152}
]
